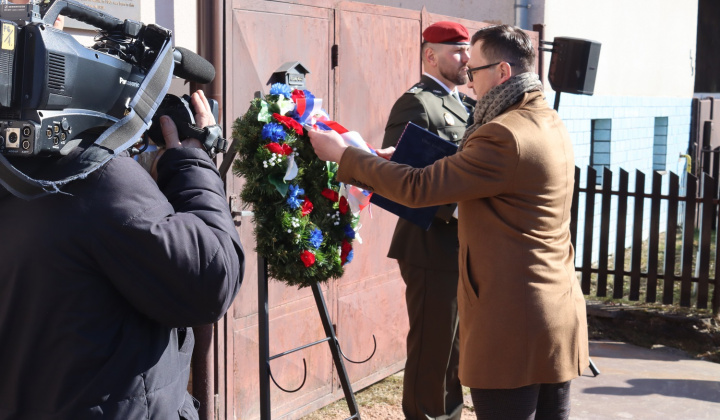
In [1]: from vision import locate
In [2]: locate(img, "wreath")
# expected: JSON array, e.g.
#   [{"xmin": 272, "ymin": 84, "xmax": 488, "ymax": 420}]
[{"xmin": 232, "ymin": 84, "xmax": 369, "ymax": 287}]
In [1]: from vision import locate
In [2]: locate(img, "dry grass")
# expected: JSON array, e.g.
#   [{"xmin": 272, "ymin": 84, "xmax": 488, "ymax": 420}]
[
  {"xmin": 585, "ymin": 229, "xmax": 717, "ymax": 315},
  {"xmin": 301, "ymin": 374, "xmax": 476, "ymax": 420}
]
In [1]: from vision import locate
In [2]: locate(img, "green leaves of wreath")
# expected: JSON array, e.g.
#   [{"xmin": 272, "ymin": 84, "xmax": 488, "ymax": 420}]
[{"xmin": 232, "ymin": 85, "xmax": 358, "ymax": 287}]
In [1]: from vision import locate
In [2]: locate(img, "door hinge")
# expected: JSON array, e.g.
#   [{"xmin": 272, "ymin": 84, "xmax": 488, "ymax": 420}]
[{"xmin": 331, "ymin": 44, "xmax": 339, "ymax": 69}]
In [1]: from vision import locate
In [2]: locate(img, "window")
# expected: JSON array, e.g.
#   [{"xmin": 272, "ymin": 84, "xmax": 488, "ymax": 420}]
[
  {"xmin": 653, "ymin": 117, "xmax": 668, "ymax": 172},
  {"xmin": 591, "ymin": 119, "xmax": 612, "ymax": 185}
]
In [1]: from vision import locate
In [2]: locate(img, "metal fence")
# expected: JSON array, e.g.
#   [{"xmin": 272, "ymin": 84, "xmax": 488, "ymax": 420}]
[{"xmin": 571, "ymin": 166, "xmax": 720, "ymax": 315}]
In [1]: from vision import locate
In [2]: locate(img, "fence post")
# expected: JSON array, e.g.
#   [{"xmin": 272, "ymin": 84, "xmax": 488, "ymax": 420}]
[
  {"xmin": 613, "ymin": 169, "xmax": 629, "ymax": 299},
  {"xmin": 663, "ymin": 172, "xmax": 680, "ymax": 304},
  {"xmin": 581, "ymin": 167, "xmax": 597, "ymax": 294},
  {"xmin": 695, "ymin": 173, "xmax": 715, "ymax": 309},
  {"xmin": 597, "ymin": 167, "xmax": 613, "ymax": 297},
  {"xmin": 629, "ymin": 171, "xmax": 645, "ymax": 301},
  {"xmin": 646, "ymin": 171, "xmax": 663, "ymax": 303},
  {"xmin": 679, "ymin": 174, "xmax": 698, "ymax": 307}
]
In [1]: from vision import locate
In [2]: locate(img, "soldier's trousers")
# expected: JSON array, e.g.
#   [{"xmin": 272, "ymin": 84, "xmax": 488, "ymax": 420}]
[{"xmin": 399, "ymin": 260, "xmax": 463, "ymax": 420}]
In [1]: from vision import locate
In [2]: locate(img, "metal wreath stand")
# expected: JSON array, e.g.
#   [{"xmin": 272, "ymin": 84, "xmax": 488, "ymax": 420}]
[
  {"xmin": 256, "ymin": 253, "xmax": 376, "ymax": 420},
  {"xmin": 240, "ymin": 62, "xmax": 376, "ymax": 420}
]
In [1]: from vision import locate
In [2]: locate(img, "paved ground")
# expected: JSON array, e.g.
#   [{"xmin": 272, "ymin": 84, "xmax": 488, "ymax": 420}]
[
  {"xmin": 571, "ymin": 340, "xmax": 720, "ymax": 419},
  {"xmin": 305, "ymin": 339, "xmax": 720, "ymax": 419}
]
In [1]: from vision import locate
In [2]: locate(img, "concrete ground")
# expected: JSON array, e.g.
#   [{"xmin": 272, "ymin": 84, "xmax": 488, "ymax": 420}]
[
  {"xmin": 571, "ymin": 340, "xmax": 720, "ymax": 419},
  {"xmin": 304, "ymin": 339, "xmax": 720, "ymax": 419}
]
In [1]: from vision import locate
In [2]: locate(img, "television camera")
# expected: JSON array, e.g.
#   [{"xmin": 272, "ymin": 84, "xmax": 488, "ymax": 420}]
[{"xmin": 0, "ymin": 0, "xmax": 224, "ymax": 159}]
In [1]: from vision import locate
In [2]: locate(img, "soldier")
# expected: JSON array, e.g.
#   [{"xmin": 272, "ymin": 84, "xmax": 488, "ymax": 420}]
[{"xmin": 381, "ymin": 21, "xmax": 475, "ymax": 420}]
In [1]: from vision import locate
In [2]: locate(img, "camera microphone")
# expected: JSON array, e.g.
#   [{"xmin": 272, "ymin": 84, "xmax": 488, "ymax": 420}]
[{"xmin": 173, "ymin": 47, "xmax": 215, "ymax": 85}]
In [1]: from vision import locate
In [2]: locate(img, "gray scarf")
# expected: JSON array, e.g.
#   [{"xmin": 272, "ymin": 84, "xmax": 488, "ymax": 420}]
[{"xmin": 460, "ymin": 72, "xmax": 543, "ymax": 150}]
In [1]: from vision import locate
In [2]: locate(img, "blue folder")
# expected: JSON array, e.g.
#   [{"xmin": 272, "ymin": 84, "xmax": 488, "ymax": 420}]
[{"xmin": 369, "ymin": 122, "xmax": 458, "ymax": 230}]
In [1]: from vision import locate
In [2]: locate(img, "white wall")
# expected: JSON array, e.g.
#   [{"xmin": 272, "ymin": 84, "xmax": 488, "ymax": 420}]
[
  {"xmin": 356, "ymin": 0, "xmax": 515, "ymax": 25},
  {"xmin": 541, "ymin": 0, "xmax": 698, "ymax": 98},
  {"xmin": 64, "ymin": 0, "xmax": 196, "ymax": 52}
]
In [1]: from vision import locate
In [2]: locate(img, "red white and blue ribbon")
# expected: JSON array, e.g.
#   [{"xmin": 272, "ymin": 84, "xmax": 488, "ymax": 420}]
[{"xmin": 289, "ymin": 91, "xmax": 375, "ymax": 214}]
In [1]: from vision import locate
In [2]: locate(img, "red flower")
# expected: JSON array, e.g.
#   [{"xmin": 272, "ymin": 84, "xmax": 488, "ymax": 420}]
[
  {"xmin": 291, "ymin": 89, "xmax": 305, "ymax": 101},
  {"xmin": 300, "ymin": 250, "xmax": 316, "ymax": 267},
  {"xmin": 273, "ymin": 113, "xmax": 303, "ymax": 135},
  {"xmin": 338, "ymin": 196, "xmax": 349, "ymax": 215},
  {"xmin": 264, "ymin": 142, "xmax": 283, "ymax": 155},
  {"xmin": 340, "ymin": 239, "xmax": 352, "ymax": 264},
  {"xmin": 321, "ymin": 188, "xmax": 339, "ymax": 202},
  {"xmin": 301, "ymin": 199, "xmax": 313, "ymax": 216},
  {"xmin": 264, "ymin": 142, "xmax": 293, "ymax": 156}
]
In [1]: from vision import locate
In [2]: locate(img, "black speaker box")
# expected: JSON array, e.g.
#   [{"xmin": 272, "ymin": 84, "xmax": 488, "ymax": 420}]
[{"xmin": 548, "ymin": 37, "xmax": 601, "ymax": 95}]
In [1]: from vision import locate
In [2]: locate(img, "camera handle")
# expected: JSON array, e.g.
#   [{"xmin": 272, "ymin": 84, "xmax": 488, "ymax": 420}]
[
  {"xmin": 176, "ymin": 123, "xmax": 228, "ymax": 159},
  {"xmin": 43, "ymin": 0, "xmax": 127, "ymax": 33}
]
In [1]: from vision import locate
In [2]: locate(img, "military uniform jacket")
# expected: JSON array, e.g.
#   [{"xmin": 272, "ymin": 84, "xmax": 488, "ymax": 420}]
[
  {"xmin": 338, "ymin": 91, "xmax": 589, "ymax": 388},
  {"xmin": 381, "ymin": 75, "xmax": 475, "ymax": 270}
]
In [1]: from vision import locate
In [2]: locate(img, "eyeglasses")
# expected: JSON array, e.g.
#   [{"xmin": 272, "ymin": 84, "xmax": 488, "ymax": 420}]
[{"xmin": 466, "ymin": 62, "xmax": 515, "ymax": 82}]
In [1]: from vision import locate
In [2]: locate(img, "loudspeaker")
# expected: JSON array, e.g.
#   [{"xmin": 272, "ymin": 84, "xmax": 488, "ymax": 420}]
[{"xmin": 548, "ymin": 37, "xmax": 601, "ymax": 95}]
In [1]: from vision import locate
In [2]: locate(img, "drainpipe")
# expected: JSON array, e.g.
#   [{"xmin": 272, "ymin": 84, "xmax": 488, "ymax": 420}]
[
  {"xmin": 191, "ymin": 2, "xmax": 224, "ymax": 420},
  {"xmin": 193, "ymin": 0, "xmax": 224, "ymax": 123},
  {"xmin": 515, "ymin": 0, "xmax": 531, "ymax": 30}
]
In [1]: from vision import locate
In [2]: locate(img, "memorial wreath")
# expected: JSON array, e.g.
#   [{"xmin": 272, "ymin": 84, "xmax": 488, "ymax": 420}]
[{"xmin": 232, "ymin": 84, "xmax": 371, "ymax": 287}]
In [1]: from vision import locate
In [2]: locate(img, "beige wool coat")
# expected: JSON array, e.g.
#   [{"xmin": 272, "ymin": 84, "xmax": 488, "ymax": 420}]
[{"xmin": 337, "ymin": 90, "xmax": 589, "ymax": 389}]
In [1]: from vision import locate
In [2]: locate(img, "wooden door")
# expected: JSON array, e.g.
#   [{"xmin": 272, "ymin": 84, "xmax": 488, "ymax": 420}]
[
  {"xmin": 225, "ymin": 1, "xmax": 337, "ymax": 418},
  {"xmin": 331, "ymin": 1, "xmax": 418, "ymax": 391}
]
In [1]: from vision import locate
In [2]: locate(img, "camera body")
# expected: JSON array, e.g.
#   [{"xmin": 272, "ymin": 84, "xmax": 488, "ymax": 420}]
[{"xmin": 0, "ymin": 1, "xmax": 171, "ymax": 157}]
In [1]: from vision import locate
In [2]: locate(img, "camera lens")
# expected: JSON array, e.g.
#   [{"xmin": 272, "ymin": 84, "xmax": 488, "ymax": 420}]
[{"xmin": 8, "ymin": 132, "xmax": 18, "ymax": 144}]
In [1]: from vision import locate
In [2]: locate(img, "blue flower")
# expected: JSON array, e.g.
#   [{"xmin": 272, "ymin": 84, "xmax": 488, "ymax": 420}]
[
  {"xmin": 261, "ymin": 122, "xmax": 286, "ymax": 143},
  {"xmin": 302, "ymin": 90, "xmax": 315, "ymax": 100},
  {"xmin": 287, "ymin": 184, "xmax": 305, "ymax": 209},
  {"xmin": 270, "ymin": 83, "xmax": 292, "ymax": 98},
  {"xmin": 309, "ymin": 228, "xmax": 323, "ymax": 249},
  {"xmin": 343, "ymin": 224, "xmax": 355, "ymax": 239},
  {"xmin": 345, "ymin": 250, "xmax": 354, "ymax": 265}
]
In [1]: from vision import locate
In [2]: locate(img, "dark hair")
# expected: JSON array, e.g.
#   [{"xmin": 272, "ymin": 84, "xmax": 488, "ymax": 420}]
[{"xmin": 471, "ymin": 25, "xmax": 535, "ymax": 73}]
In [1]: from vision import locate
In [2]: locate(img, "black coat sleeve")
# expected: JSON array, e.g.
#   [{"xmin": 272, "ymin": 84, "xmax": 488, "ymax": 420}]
[{"xmin": 88, "ymin": 149, "xmax": 244, "ymax": 327}]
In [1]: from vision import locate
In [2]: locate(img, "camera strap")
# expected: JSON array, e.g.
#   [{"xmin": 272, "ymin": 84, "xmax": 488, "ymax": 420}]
[{"xmin": 0, "ymin": 38, "xmax": 175, "ymax": 200}]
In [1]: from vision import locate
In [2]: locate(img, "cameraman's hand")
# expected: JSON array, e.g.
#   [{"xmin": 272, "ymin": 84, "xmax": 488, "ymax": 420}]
[
  {"xmin": 149, "ymin": 90, "xmax": 214, "ymax": 180},
  {"xmin": 150, "ymin": 116, "xmax": 202, "ymax": 180},
  {"xmin": 190, "ymin": 90, "xmax": 216, "ymax": 129}
]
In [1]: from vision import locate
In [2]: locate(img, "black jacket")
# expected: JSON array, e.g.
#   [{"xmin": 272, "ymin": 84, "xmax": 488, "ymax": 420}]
[{"xmin": 0, "ymin": 148, "xmax": 244, "ymax": 419}]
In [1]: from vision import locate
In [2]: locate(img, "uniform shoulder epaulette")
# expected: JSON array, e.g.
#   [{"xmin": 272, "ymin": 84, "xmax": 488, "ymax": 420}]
[{"xmin": 406, "ymin": 82, "xmax": 426, "ymax": 94}]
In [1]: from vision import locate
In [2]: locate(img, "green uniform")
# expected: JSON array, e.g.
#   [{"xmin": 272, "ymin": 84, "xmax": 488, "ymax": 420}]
[{"xmin": 381, "ymin": 75, "xmax": 475, "ymax": 420}]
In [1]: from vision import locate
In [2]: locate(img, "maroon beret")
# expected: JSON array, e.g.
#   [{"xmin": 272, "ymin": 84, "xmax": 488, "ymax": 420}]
[{"xmin": 422, "ymin": 21, "xmax": 470, "ymax": 45}]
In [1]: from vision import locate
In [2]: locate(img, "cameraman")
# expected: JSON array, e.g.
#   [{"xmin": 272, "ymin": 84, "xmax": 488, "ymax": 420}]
[
  {"xmin": 0, "ymin": 90, "xmax": 245, "ymax": 419},
  {"xmin": 8, "ymin": 0, "xmax": 64, "ymax": 29}
]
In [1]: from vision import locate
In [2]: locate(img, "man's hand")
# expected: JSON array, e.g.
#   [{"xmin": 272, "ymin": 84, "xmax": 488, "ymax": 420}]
[
  {"xmin": 307, "ymin": 128, "xmax": 348, "ymax": 163},
  {"xmin": 376, "ymin": 147, "xmax": 395, "ymax": 160},
  {"xmin": 190, "ymin": 89, "xmax": 216, "ymax": 129},
  {"xmin": 150, "ymin": 90, "xmax": 215, "ymax": 179}
]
